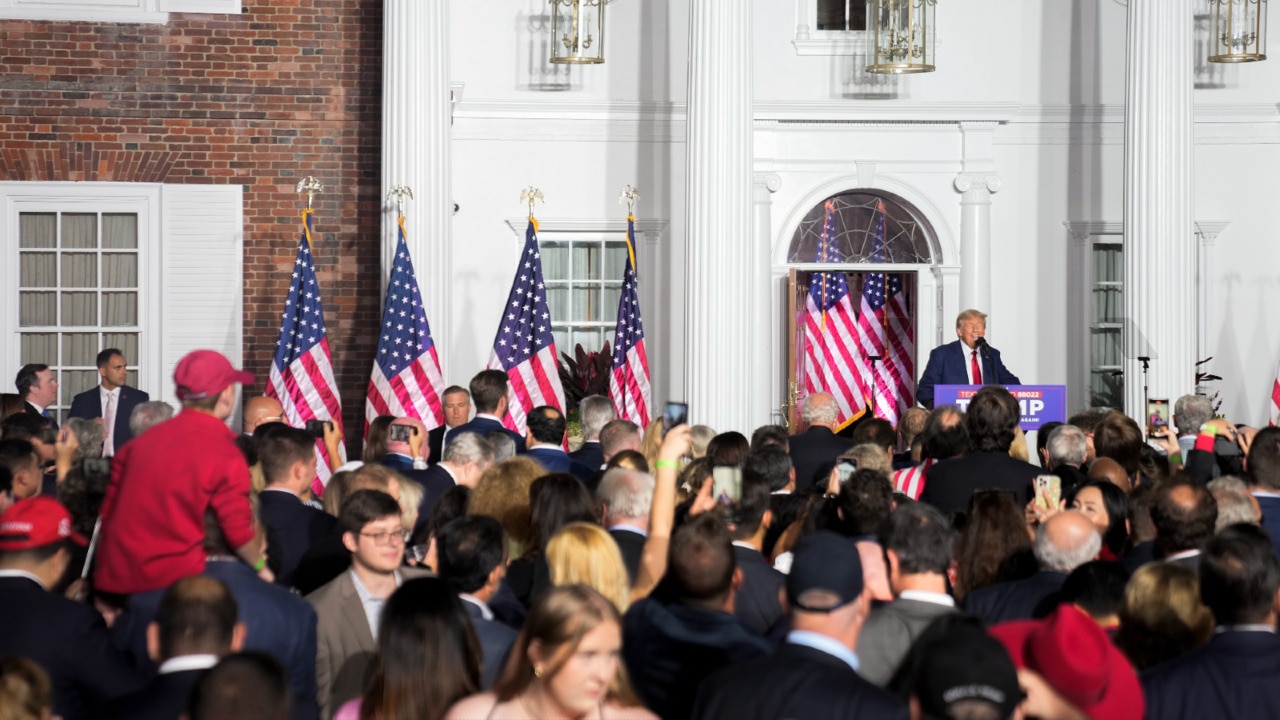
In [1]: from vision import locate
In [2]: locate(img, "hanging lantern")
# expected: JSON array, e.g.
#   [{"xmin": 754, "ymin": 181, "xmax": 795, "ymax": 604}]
[
  {"xmin": 1207, "ymin": 0, "xmax": 1267, "ymax": 63},
  {"xmin": 865, "ymin": 0, "xmax": 937, "ymax": 74},
  {"xmin": 550, "ymin": 0, "xmax": 606, "ymax": 64}
]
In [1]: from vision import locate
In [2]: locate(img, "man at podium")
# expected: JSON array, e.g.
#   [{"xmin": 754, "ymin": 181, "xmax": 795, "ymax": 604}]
[{"xmin": 916, "ymin": 309, "xmax": 1021, "ymax": 408}]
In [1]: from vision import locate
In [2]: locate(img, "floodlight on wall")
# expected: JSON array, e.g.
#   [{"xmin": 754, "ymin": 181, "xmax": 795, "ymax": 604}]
[
  {"xmin": 550, "ymin": 0, "xmax": 606, "ymax": 64},
  {"xmin": 1207, "ymin": 0, "xmax": 1267, "ymax": 63},
  {"xmin": 865, "ymin": 0, "xmax": 937, "ymax": 74}
]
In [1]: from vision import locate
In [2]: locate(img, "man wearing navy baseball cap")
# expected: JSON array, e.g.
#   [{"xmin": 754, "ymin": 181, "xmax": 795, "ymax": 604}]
[
  {"xmin": 694, "ymin": 531, "xmax": 909, "ymax": 719},
  {"xmin": 0, "ymin": 497, "xmax": 144, "ymax": 720}
]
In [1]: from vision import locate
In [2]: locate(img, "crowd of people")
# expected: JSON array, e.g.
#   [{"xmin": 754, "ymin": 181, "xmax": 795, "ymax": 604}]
[{"xmin": 2, "ymin": 339, "xmax": 1279, "ymax": 720}]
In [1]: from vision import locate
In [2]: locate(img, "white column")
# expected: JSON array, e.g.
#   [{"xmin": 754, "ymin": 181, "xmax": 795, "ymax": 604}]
[
  {"xmin": 684, "ymin": 0, "xmax": 753, "ymax": 432},
  {"xmin": 954, "ymin": 122, "xmax": 1001, "ymax": 316},
  {"xmin": 752, "ymin": 173, "xmax": 782, "ymax": 427},
  {"xmin": 382, "ymin": 1, "xmax": 452, "ymax": 373},
  {"xmin": 1123, "ymin": 0, "xmax": 1195, "ymax": 415}
]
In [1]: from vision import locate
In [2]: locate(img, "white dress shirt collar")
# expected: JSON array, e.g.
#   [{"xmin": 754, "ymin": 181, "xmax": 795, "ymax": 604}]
[{"xmin": 158, "ymin": 654, "xmax": 220, "ymax": 675}]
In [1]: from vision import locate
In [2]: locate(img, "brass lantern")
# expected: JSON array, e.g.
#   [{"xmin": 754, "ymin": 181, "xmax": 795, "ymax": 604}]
[
  {"xmin": 1207, "ymin": 0, "xmax": 1267, "ymax": 63},
  {"xmin": 866, "ymin": 0, "xmax": 937, "ymax": 74},
  {"xmin": 550, "ymin": 0, "xmax": 605, "ymax": 64}
]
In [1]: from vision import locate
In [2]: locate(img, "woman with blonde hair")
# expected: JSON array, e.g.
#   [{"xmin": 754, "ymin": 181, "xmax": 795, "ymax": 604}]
[
  {"xmin": 546, "ymin": 522, "xmax": 632, "ymax": 613},
  {"xmin": 1115, "ymin": 562, "xmax": 1215, "ymax": 670},
  {"xmin": 469, "ymin": 457, "xmax": 544, "ymax": 558},
  {"xmin": 445, "ymin": 585, "xmax": 657, "ymax": 720},
  {"xmin": 639, "ymin": 418, "xmax": 665, "ymax": 470}
]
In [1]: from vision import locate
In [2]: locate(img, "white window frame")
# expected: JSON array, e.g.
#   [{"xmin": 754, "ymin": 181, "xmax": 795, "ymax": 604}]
[
  {"xmin": 2, "ymin": 183, "xmax": 162, "ymax": 405},
  {"xmin": 0, "ymin": 0, "xmax": 239, "ymax": 24},
  {"xmin": 793, "ymin": 0, "xmax": 869, "ymax": 56}
]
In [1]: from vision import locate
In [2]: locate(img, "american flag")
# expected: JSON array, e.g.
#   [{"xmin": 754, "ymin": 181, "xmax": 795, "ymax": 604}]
[
  {"xmin": 1271, "ymin": 358, "xmax": 1280, "ymax": 426},
  {"xmin": 802, "ymin": 200, "xmax": 866, "ymax": 429},
  {"xmin": 487, "ymin": 219, "xmax": 566, "ymax": 436},
  {"xmin": 609, "ymin": 214, "xmax": 651, "ymax": 425},
  {"xmin": 853, "ymin": 200, "xmax": 915, "ymax": 426},
  {"xmin": 266, "ymin": 209, "xmax": 346, "ymax": 495},
  {"xmin": 365, "ymin": 217, "xmax": 446, "ymax": 439},
  {"xmin": 893, "ymin": 458, "xmax": 936, "ymax": 500}
]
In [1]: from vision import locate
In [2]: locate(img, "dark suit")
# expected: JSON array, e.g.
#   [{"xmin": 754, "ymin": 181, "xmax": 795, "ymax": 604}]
[
  {"xmin": 569, "ymin": 441, "xmax": 604, "ymax": 471},
  {"xmin": 731, "ymin": 545, "xmax": 787, "ymax": 641},
  {"xmin": 67, "ymin": 384, "xmax": 150, "ymax": 451},
  {"xmin": 918, "ymin": 451, "xmax": 1040, "ymax": 516},
  {"xmin": 788, "ymin": 426, "xmax": 852, "ymax": 492},
  {"xmin": 462, "ymin": 598, "xmax": 518, "ymax": 689},
  {"xmin": 259, "ymin": 489, "xmax": 338, "ymax": 589},
  {"xmin": 0, "ymin": 575, "xmax": 144, "ymax": 720},
  {"xmin": 449, "ymin": 416, "xmax": 526, "ymax": 453},
  {"xmin": 526, "ymin": 445, "xmax": 595, "ymax": 482},
  {"xmin": 1255, "ymin": 494, "xmax": 1280, "ymax": 561},
  {"xmin": 857, "ymin": 596, "xmax": 958, "ymax": 687},
  {"xmin": 97, "ymin": 667, "xmax": 205, "ymax": 720},
  {"xmin": 694, "ymin": 642, "xmax": 908, "ymax": 720},
  {"xmin": 24, "ymin": 400, "xmax": 57, "ymax": 429},
  {"xmin": 610, "ymin": 527, "xmax": 646, "ymax": 585},
  {"xmin": 406, "ymin": 463, "xmax": 459, "ymax": 540},
  {"xmin": 962, "ymin": 570, "xmax": 1066, "ymax": 625},
  {"xmin": 1142, "ymin": 630, "xmax": 1280, "ymax": 720},
  {"xmin": 916, "ymin": 339, "xmax": 1021, "ymax": 409},
  {"xmin": 623, "ymin": 598, "xmax": 773, "ymax": 720},
  {"xmin": 427, "ymin": 424, "xmax": 447, "ymax": 465},
  {"xmin": 1122, "ymin": 540, "xmax": 1158, "ymax": 574},
  {"xmin": 1052, "ymin": 463, "xmax": 1089, "ymax": 498},
  {"xmin": 203, "ymin": 559, "xmax": 320, "ymax": 720}
]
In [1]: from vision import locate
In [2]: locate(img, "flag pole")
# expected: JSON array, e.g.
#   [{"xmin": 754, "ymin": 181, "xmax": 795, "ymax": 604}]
[
  {"xmin": 387, "ymin": 184, "xmax": 414, "ymax": 229},
  {"xmin": 519, "ymin": 186, "xmax": 544, "ymax": 232}
]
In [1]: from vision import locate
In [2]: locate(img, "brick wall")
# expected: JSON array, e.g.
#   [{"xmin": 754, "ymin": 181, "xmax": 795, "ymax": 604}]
[{"xmin": 0, "ymin": 1, "xmax": 384, "ymax": 456}]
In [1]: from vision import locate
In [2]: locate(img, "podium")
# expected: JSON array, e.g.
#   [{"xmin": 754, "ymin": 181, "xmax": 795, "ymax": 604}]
[{"xmin": 935, "ymin": 385, "xmax": 1066, "ymax": 431}]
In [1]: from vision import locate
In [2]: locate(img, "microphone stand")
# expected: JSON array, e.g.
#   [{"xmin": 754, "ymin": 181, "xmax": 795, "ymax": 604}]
[
  {"xmin": 1137, "ymin": 356, "xmax": 1151, "ymax": 417},
  {"xmin": 977, "ymin": 339, "xmax": 992, "ymax": 386},
  {"xmin": 867, "ymin": 355, "xmax": 882, "ymax": 418}
]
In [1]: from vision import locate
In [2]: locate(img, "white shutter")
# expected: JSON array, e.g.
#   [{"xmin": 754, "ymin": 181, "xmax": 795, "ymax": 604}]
[{"xmin": 160, "ymin": 185, "xmax": 243, "ymax": 407}]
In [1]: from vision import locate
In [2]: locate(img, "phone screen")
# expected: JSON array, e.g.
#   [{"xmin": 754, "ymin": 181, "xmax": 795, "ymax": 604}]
[
  {"xmin": 1147, "ymin": 399, "xmax": 1170, "ymax": 437},
  {"xmin": 663, "ymin": 401, "xmax": 689, "ymax": 436},
  {"xmin": 389, "ymin": 424, "xmax": 412, "ymax": 443},
  {"xmin": 712, "ymin": 466, "xmax": 743, "ymax": 506}
]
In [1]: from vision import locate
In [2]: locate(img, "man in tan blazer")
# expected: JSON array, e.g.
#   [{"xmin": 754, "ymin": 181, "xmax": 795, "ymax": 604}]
[{"xmin": 306, "ymin": 489, "xmax": 428, "ymax": 719}]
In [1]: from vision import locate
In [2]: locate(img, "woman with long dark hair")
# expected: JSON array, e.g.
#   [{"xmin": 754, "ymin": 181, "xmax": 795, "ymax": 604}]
[
  {"xmin": 363, "ymin": 415, "xmax": 396, "ymax": 463},
  {"xmin": 334, "ymin": 577, "xmax": 481, "ymax": 720},
  {"xmin": 1068, "ymin": 480, "xmax": 1130, "ymax": 559}
]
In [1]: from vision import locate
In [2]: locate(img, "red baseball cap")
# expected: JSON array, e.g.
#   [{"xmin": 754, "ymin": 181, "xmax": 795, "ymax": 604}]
[
  {"xmin": 990, "ymin": 604, "xmax": 1145, "ymax": 720},
  {"xmin": 0, "ymin": 497, "xmax": 88, "ymax": 551},
  {"xmin": 174, "ymin": 349, "xmax": 255, "ymax": 401}
]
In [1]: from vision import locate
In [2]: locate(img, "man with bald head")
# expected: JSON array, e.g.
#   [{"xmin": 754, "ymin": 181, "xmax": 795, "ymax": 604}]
[
  {"xmin": 964, "ymin": 511, "xmax": 1102, "ymax": 625},
  {"xmin": 242, "ymin": 396, "xmax": 285, "ymax": 435},
  {"xmin": 1088, "ymin": 456, "xmax": 1132, "ymax": 494},
  {"xmin": 789, "ymin": 393, "xmax": 854, "ymax": 492},
  {"xmin": 1152, "ymin": 477, "xmax": 1218, "ymax": 571}
]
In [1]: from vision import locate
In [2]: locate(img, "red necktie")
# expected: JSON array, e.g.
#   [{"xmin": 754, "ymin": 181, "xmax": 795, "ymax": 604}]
[{"xmin": 971, "ymin": 349, "xmax": 982, "ymax": 385}]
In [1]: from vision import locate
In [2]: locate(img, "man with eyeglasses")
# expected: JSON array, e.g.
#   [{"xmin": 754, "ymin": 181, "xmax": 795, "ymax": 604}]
[
  {"xmin": 243, "ymin": 396, "xmax": 286, "ymax": 435},
  {"xmin": 306, "ymin": 489, "xmax": 427, "ymax": 719}
]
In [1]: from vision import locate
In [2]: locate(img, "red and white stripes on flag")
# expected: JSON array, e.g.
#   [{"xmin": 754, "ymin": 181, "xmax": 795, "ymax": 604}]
[
  {"xmin": 266, "ymin": 209, "xmax": 347, "ymax": 495},
  {"xmin": 1271, "ymin": 358, "xmax": 1280, "ymax": 426},
  {"xmin": 893, "ymin": 458, "xmax": 936, "ymax": 501},
  {"xmin": 802, "ymin": 200, "xmax": 866, "ymax": 429},
  {"xmin": 364, "ymin": 217, "xmax": 446, "ymax": 438},
  {"xmin": 488, "ymin": 219, "xmax": 567, "ymax": 436},
  {"xmin": 851, "ymin": 200, "xmax": 915, "ymax": 427},
  {"xmin": 609, "ymin": 214, "xmax": 652, "ymax": 426}
]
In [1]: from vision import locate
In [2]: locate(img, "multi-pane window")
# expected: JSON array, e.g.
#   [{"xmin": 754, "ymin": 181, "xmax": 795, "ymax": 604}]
[
  {"xmin": 1090, "ymin": 242, "xmax": 1124, "ymax": 408},
  {"xmin": 18, "ymin": 211, "xmax": 140, "ymax": 422},
  {"xmin": 540, "ymin": 237, "xmax": 628, "ymax": 355},
  {"xmin": 817, "ymin": 0, "xmax": 868, "ymax": 31}
]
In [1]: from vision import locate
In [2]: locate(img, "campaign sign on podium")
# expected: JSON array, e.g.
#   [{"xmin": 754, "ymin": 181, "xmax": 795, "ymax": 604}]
[{"xmin": 935, "ymin": 385, "xmax": 1067, "ymax": 431}]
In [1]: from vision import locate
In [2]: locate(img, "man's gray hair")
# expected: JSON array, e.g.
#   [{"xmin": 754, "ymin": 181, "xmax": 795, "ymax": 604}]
[
  {"xmin": 578, "ymin": 395, "xmax": 616, "ymax": 442},
  {"xmin": 801, "ymin": 393, "xmax": 839, "ymax": 426},
  {"xmin": 840, "ymin": 443, "xmax": 892, "ymax": 475},
  {"xmin": 484, "ymin": 430, "xmax": 517, "ymax": 463},
  {"xmin": 600, "ymin": 419, "xmax": 642, "ymax": 458},
  {"xmin": 64, "ymin": 417, "xmax": 104, "ymax": 460},
  {"xmin": 1033, "ymin": 517, "xmax": 1102, "ymax": 573},
  {"xmin": 1209, "ymin": 475, "xmax": 1260, "ymax": 531},
  {"xmin": 1046, "ymin": 424, "xmax": 1088, "ymax": 467},
  {"xmin": 597, "ymin": 468, "xmax": 655, "ymax": 521},
  {"xmin": 129, "ymin": 400, "xmax": 174, "ymax": 437},
  {"xmin": 1174, "ymin": 394, "xmax": 1214, "ymax": 436},
  {"xmin": 443, "ymin": 431, "xmax": 495, "ymax": 466}
]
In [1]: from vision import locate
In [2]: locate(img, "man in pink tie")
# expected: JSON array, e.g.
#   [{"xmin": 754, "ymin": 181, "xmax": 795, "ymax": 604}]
[
  {"xmin": 915, "ymin": 309, "xmax": 1021, "ymax": 409},
  {"xmin": 67, "ymin": 348, "xmax": 151, "ymax": 456}
]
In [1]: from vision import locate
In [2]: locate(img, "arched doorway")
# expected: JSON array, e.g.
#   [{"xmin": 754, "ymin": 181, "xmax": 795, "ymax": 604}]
[{"xmin": 785, "ymin": 191, "xmax": 937, "ymax": 429}]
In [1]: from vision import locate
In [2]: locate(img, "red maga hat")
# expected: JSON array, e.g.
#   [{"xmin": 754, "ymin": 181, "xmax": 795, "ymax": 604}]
[
  {"xmin": 0, "ymin": 497, "xmax": 88, "ymax": 551},
  {"xmin": 173, "ymin": 349, "xmax": 254, "ymax": 401}
]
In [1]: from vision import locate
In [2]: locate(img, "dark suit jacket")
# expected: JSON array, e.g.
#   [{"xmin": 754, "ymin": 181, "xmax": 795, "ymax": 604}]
[
  {"xmin": 427, "ymin": 425, "xmax": 446, "ymax": 465},
  {"xmin": 462, "ymin": 599, "xmax": 518, "ymax": 689},
  {"xmin": 1256, "ymin": 494, "xmax": 1280, "ymax": 561},
  {"xmin": 1052, "ymin": 463, "xmax": 1090, "ymax": 498},
  {"xmin": 24, "ymin": 400, "xmax": 57, "ymax": 429},
  {"xmin": 569, "ymin": 441, "xmax": 604, "ymax": 471},
  {"xmin": 916, "ymin": 339, "xmax": 1021, "ymax": 409},
  {"xmin": 962, "ymin": 570, "xmax": 1067, "ymax": 625},
  {"xmin": 732, "ymin": 545, "xmax": 787, "ymax": 641},
  {"xmin": 694, "ymin": 642, "xmax": 908, "ymax": 720},
  {"xmin": 1122, "ymin": 540, "xmax": 1158, "ymax": 574},
  {"xmin": 788, "ymin": 426, "xmax": 852, "ymax": 492},
  {"xmin": 1142, "ymin": 630, "xmax": 1280, "ymax": 720},
  {"xmin": 857, "ymin": 597, "xmax": 959, "ymax": 687},
  {"xmin": 526, "ymin": 446, "xmax": 594, "ymax": 482},
  {"xmin": 623, "ymin": 598, "xmax": 774, "ymax": 720},
  {"xmin": 918, "ymin": 451, "xmax": 1040, "ymax": 516},
  {"xmin": 259, "ymin": 489, "xmax": 338, "ymax": 589},
  {"xmin": 67, "ymin": 384, "xmax": 150, "ymax": 451},
  {"xmin": 610, "ymin": 527, "xmax": 646, "ymax": 585},
  {"xmin": 97, "ymin": 667, "xmax": 204, "ymax": 720},
  {"xmin": 203, "ymin": 559, "xmax": 320, "ymax": 720},
  {"xmin": 449, "ymin": 416, "xmax": 526, "ymax": 453},
  {"xmin": 0, "ymin": 576, "xmax": 144, "ymax": 720}
]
